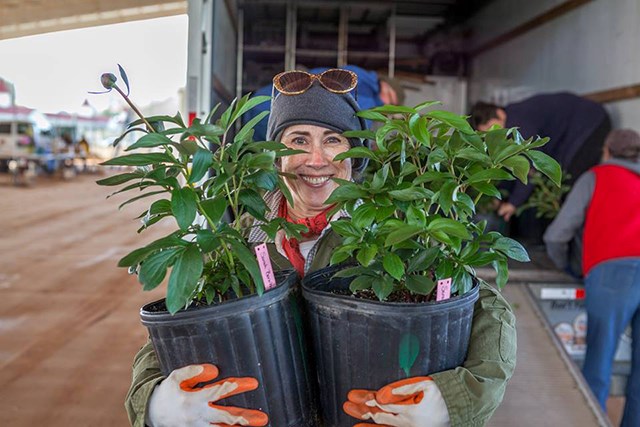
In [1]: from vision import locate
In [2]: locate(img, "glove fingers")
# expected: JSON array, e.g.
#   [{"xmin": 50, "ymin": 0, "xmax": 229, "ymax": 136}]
[
  {"xmin": 206, "ymin": 377, "xmax": 259, "ymax": 399},
  {"xmin": 176, "ymin": 364, "xmax": 220, "ymax": 391},
  {"xmin": 376, "ymin": 376, "xmax": 432, "ymax": 404},
  {"xmin": 209, "ymin": 404, "xmax": 269, "ymax": 426},
  {"xmin": 343, "ymin": 401, "xmax": 391, "ymax": 420},
  {"xmin": 347, "ymin": 389, "xmax": 376, "ymax": 404}
]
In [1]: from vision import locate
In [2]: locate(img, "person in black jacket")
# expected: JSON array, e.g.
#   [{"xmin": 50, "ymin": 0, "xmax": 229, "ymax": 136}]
[{"xmin": 470, "ymin": 93, "xmax": 610, "ymax": 227}]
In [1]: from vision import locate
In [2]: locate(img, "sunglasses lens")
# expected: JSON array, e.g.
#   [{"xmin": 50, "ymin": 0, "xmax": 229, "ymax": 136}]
[
  {"xmin": 276, "ymin": 71, "xmax": 312, "ymax": 93},
  {"xmin": 320, "ymin": 69, "xmax": 357, "ymax": 92}
]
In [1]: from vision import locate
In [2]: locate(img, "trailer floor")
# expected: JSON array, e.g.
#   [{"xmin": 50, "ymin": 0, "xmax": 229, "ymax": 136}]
[
  {"xmin": 489, "ymin": 284, "xmax": 610, "ymax": 427},
  {"xmin": 0, "ymin": 173, "xmax": 623, "ymax": 426}
]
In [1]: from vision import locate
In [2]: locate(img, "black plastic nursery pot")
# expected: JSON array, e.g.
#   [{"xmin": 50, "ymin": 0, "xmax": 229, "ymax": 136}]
[
  {"xmin": 140, "ymin": 271, "xmax": 316, "ymax": 427},
  {"xmin": 302, "ymin": 264, "xmax": 480, "ymax": 427}
]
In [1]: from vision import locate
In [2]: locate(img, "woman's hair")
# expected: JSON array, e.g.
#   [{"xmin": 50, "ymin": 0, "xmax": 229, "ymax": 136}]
[
  {"xmin": 469, "ymin": 102, "xmax": 502, "ymax": 129},
  {"xmin": 605, "ymin": 129, "xmax": 640, "ymax": 161}
]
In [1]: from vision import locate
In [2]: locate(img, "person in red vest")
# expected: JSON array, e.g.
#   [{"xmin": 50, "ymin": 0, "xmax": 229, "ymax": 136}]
[{"xmin": 543, "ymin": 128, "xmax": 640, "ymax": 427}]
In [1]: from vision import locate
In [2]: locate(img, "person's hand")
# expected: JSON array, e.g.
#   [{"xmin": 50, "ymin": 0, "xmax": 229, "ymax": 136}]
[
  {"xmin": 343, "ymin": 376, "xmax": 450, "ymax": 427},
  {"xmin": 146, "ymin": 364, "xmax": 268, "ymax": 427},
  {"xmin": 497, "ymin": 201, "xmax": 517, "ymax": 221}
]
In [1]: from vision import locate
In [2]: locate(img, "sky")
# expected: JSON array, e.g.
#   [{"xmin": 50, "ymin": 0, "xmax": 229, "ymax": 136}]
[{"xmin": 0, "ymin": 15, "xmax": 188, "ymax": 115}]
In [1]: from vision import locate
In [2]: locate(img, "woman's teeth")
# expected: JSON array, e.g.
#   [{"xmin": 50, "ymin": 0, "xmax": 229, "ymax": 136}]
[{"xmin": 302, "ymin": 175, "xmax": 330, "ymax": 185}]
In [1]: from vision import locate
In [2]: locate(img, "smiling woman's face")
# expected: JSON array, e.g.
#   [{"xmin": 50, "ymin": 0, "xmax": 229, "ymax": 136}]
[{"xmin": 279, "ymin": 124, "xmax": 352, "ymax": 217}]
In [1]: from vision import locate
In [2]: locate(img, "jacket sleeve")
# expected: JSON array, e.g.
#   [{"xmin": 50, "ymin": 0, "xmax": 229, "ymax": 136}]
[
  {"xmin": 543, "ymin": 171, "xmax": 594, "ymax": 270},
  {"xmin": 124, "ymin": 340, "xmax": 165, "ymax": 427},
  {"xmin": 430, "ymin": 284, "xmax": 517, "ymax": 427}
]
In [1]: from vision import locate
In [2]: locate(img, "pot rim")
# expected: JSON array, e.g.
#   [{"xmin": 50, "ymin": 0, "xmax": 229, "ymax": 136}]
[
  {"xmin": 301, "ymin": 264, "xmax": 480, "ymax": 313},
  {"xmin": 140, "ymin": 270, "xmax": 297, "ymax": 324}
]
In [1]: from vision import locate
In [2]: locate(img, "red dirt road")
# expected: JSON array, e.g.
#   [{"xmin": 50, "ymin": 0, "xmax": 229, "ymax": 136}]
[{"xmin": 0, "ymin": 173, "xmax": 170, "ymax": 426}]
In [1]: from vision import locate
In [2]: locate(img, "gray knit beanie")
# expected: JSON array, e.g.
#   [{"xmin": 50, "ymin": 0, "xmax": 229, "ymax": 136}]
[{"xmin": 266, "ymin": 82, "xmax": 369, "ymax": 173}]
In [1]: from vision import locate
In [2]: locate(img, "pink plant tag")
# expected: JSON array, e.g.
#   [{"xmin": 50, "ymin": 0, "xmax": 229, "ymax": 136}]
[
  {"xmin": 436, "ymin": 278, "xmax": 452, "ymax": 301},
  {"xmin": 254, "ymin": 243, "xmax": 276, "ymax": 290}
]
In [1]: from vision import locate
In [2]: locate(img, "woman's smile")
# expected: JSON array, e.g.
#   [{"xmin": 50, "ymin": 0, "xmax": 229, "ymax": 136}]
[{"xmin": 300, "ymin": 174, "xmax": 332, "ymax": 186}]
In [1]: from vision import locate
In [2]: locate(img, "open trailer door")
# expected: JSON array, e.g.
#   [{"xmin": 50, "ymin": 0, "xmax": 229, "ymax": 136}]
[{"xmin": 186, "ymin": 0, "xmax": 238, "ymax": 124}]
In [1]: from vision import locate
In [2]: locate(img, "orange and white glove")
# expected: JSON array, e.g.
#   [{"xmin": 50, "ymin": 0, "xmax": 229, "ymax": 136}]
[
  {"xmin": 343, "ymin": 376, "xmax": 450, "ymax": 427},
  {"xmin": 146, "ymin": 364, "xmax": 268, "ymax": 427}
]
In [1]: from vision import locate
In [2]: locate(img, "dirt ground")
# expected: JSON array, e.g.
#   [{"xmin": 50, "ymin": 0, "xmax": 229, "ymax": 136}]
[{"xmin": 0, "ymin": 171, "xmax": 169, "ymax": 426}]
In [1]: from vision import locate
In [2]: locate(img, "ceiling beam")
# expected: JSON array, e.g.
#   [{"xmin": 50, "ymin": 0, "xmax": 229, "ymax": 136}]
[{"xmin": 0, "ymin": 0, "xmax": 186, "ymax": 41}]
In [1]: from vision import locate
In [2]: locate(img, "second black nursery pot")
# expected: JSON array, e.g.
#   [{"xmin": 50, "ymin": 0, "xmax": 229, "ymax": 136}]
[{"xmin": 302, "ymin": 264, "xmax": 479, "ymax": 427}]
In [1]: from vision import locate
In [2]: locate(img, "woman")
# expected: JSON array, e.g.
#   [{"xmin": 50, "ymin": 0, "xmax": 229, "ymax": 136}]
[{"xmin": 125, "ymin": 69, "xmax": 516, "ymax": 427}]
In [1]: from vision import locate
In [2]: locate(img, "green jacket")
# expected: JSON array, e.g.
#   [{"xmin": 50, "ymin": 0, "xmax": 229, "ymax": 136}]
[{"xmin": 125, "ymin": 229, "xmax": 517, "ymax": 427}]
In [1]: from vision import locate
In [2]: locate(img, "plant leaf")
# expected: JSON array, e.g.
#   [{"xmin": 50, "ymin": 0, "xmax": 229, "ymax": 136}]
[
  {"xmin": 235, "ymin": 110, "xmax": 269, "ymax": 143},
  {"xmin": 101, "ymin": 153, "xmax": 174, "ymax": 166},
  {"xmin": 467, "ymin": 168, "xmax": 514, "ymax": 184},
  {"xmin": 526, "ymin": 150, "xmax": 562, "ymax": 186},
  {"xmin": 139, "ymin": 249, "xmax": 179, "ymax": 291},
  {"xmin": 325, "ymin": 183, "xmax": 369, "ymax": 204},
  {"xmin": 414, "ymin": 100, "xmax": 441, "ymax": 111},
  {"xmin": 357, "ymin": 110, "xmax": 387, "ymax": 122},
  {"xmin": 226, "ymin": 238, "xmax": 265, "ymax": 295},
  {"xmin": 349, "ymin": 276, "xmax": 371, "ymax": 292},
  {"xmin": 383, "ymin": 252, "xmax": 405, "ymax": 281},
  {"xmin": 471, "ymin": 182, "xmax": 502, "ymax": 199},
  {"xmin": 388, "ymin": 187, "xmax": 432, "ymax": 202},
  {"xmin": 117, "ymin": 64, "xmax": 130, "ymax": 96},
  {"xmin": 333, "ymin": 147, "xmax": 379, "ymax": 162},
  {"xmin": 427, "ymin": 218, "xmax": 471, "ymax": 239},
  {"xmin": 356, "ymin": 245, "xmax": 378, "ymax": 267},
  {"xmin": 372, "ymin": 275, "xmax": 394, "ymax": 300},
  {"xmin": 117, "ymin": 234, "xmax": 187, "ymax": 267},
  {"xmin": 200, "ymin": 197, "xmax": 227, "ymax": 224},
  {"xmin": 171, "ymin": 187, "xmax": 198, "ymax": 230},
  {"xmin": 407, "ymin": 247, "xmax": 439, "ymax": 273},
  {"xmin": 405, "ymin": 274, "xmax": 436, "ymax": 295},
  {"xmin": 126, "ymin": 133, "xmax": 174, "ymax": 151},
  {"xmin": 231, "ymin": 95, "xmax": 271, "ymax": 126},
  {"xmin": 166, "ymin": 245, "xmax": 204, "ymax": 314},
  {"xmin": 426, "ymin": 110, "xmax": 474, "ymax": 134},
  {"xmin": 385, "ymin": 225, "xmax": 423, "ymax": 246},
  {"xmin": 494, "ymin": 236, "xmax": 530, "ymax": 262},
  {"xmin": 239, "ymin": 189, "xmax": 268, "ymax": 220},
  {"xmin": 249, "ymin": 170, "xmax": 279, "ymax": 191},
  {"xmin": 502, "ymin": 155, "xmax": 530, "ymax": 183},
  {"xmin": 196, "ymin": 229, "xmax": 220, "ymax": 252},
  {"xmin": 188, "ymin": 149, "xmax": 213, "ymax": 184},
  {"xmin": 246, "ymin": 151, "xmax": 276, "ymax": 169},
  {"xmin": 96, "ymin": 172, "xmax": 144, "ymax": 186},
  {"xmin": 492, "ymin": 258, "xmax": 509, "ymax": 289}
]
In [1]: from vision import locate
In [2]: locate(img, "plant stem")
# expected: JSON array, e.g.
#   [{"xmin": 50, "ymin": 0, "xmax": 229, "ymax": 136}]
[{"xmin": 113, "ymin": 85, "xmax": 155, "ymax": 132}]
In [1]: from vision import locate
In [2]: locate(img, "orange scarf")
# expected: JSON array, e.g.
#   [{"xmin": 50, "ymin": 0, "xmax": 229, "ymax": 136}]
[{"xmin": 278, "ymin": 198, "xmax": 333, "ymax": 276}]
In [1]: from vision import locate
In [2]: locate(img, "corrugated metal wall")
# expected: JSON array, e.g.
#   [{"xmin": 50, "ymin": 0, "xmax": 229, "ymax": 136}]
[{"xmin": 466, "ymin": 0, "xmax": 640, "ymax": 128}]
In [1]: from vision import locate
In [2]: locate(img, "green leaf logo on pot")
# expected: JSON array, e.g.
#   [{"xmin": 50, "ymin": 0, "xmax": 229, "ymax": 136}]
[{"xmin": 399, "ymin": 333, "xmax": 421, "ymax": 377}]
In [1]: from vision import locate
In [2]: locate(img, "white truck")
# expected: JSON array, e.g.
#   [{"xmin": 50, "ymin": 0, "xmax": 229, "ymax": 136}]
[{"xmin": 0, "ymin": 107, "xmax": 74, "ymax": 185}]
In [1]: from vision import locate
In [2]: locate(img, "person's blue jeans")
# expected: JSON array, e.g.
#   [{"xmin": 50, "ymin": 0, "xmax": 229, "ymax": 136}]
[{"xmin": 582, "ymin": 259, "xmax": 640, "ymax": 427}]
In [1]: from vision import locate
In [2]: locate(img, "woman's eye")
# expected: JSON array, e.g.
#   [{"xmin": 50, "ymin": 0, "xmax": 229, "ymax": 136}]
[
  {"xmin": 290, "ymin": 137, "xmax": 307, "ymax": 145},
  {"xmin": 326, "ymin": 137, "xmax": 343, "ymax": 144}
]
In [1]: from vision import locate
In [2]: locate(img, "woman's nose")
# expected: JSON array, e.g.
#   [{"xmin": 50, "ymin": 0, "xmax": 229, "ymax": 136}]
[{"xmin": 306, "ymin": 144, "xmax": 329, "ymax": 167}]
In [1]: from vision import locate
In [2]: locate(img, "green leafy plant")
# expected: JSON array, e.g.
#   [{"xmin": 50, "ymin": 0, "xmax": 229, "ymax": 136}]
[
  {"xmin": 326, "ymin": 103, "xmax": 562, "ymax": 300},
  {"xmin": 517, "ymin": 170, "xmax": 571, "ymax": 219},
  {"xmin": 95, "ymin": 66, "xmax": 304, "ymax": 314}
]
